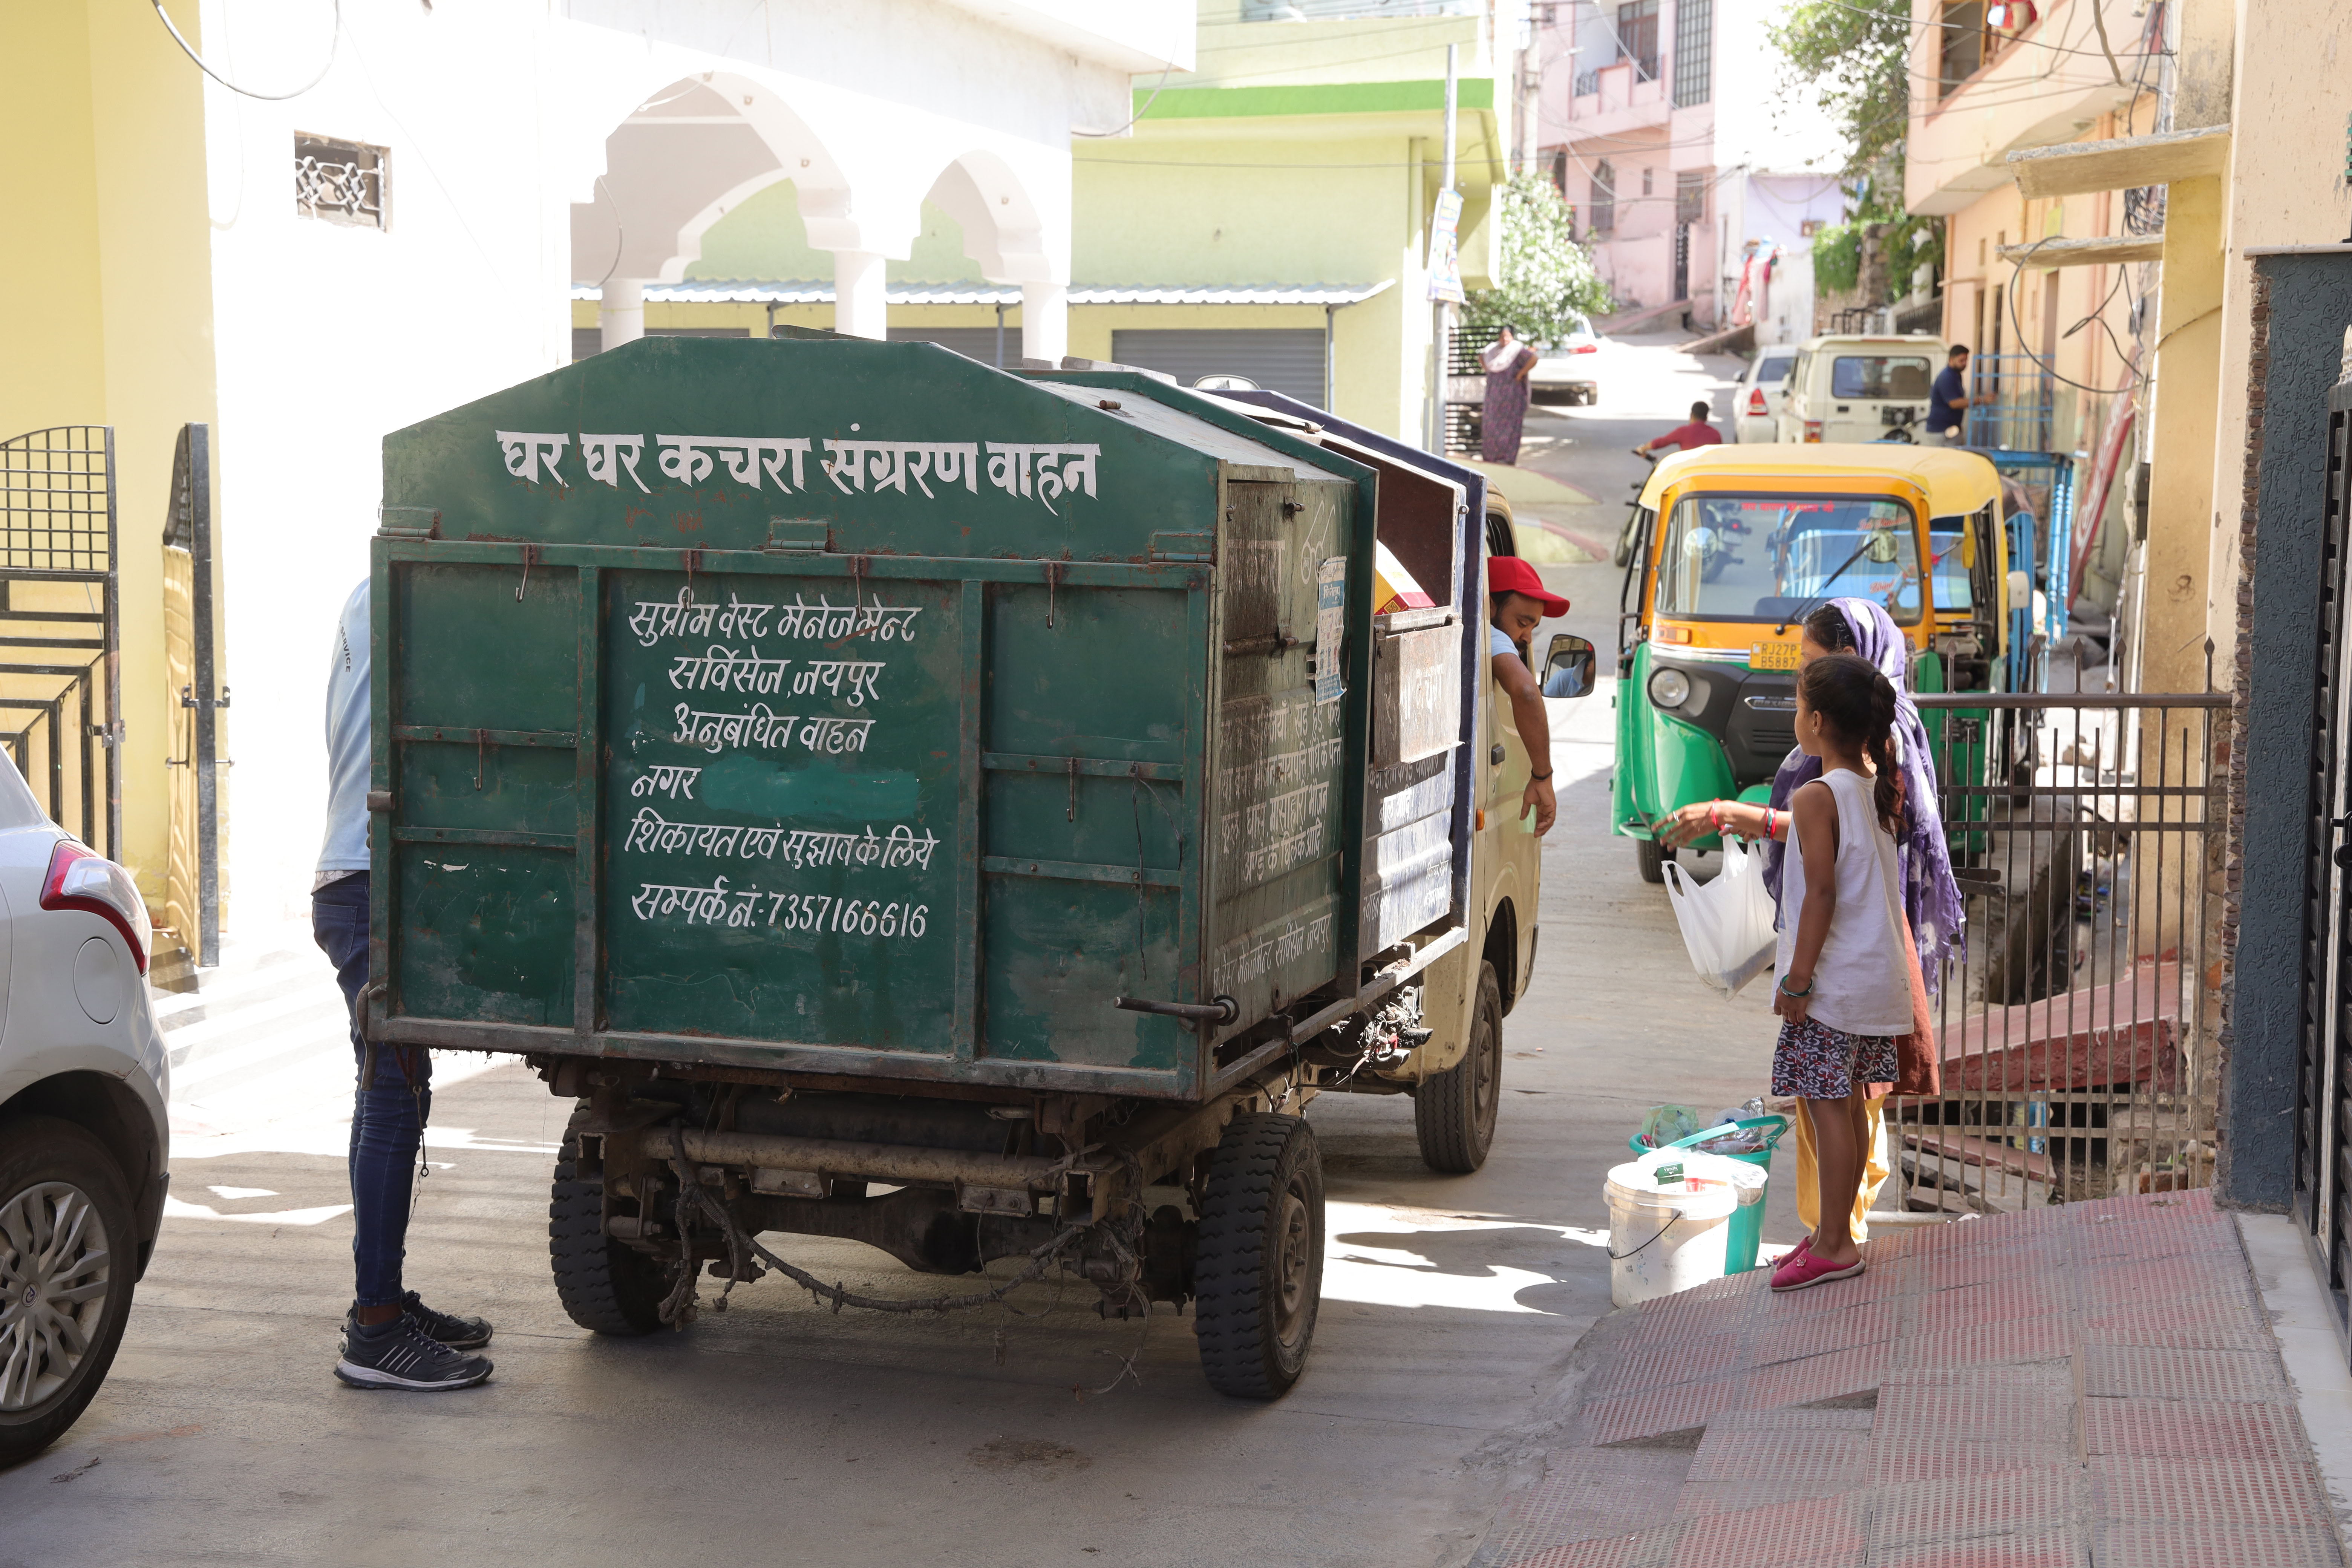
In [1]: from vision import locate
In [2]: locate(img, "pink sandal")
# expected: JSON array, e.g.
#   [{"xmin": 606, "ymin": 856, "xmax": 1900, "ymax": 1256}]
[{"xmin": 1770, "ymin": 1245, "xmax": 1864, "ymax": 1292}]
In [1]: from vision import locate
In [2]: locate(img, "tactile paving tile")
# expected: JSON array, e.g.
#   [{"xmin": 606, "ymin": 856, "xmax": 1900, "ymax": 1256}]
[
  {"xmin": 2080, "ymin": 1396, "xmax": 2312, "ymax": 1458},
  {"xmin": 1475, "ymin": 1447, "xmax": 1692, "ymax": 1566},
  {"xmin": 1675, "ymin": 1413, "xmax": 1871, "ymax": 1519},
  {"xmin": 2076, "ymin": 1292, "xmax": 2277, "ymax": 1352},
  {"xmin": 1495, "ymin": 1531, "xmax": 1640, "ymax": 1568},
  {"xmin": 1904, "ymin": 1277, "xmax": 2071, "ymax": 1334},
  {"xmin": 1867, "ymin": 1467, "xmax": 2087, "ymax": 1555},
  {"xmin": 1896, "ymin": 1311, "xmax": 2075, "ymax": 1370},
  {"xmin": 2094, "ymin": 1521, "xmax": 2347, "ymax": 1568},
  {"xmin": 1873, "ymin": 1364, "xmax": 2074, "ymax": 1446},
  {"xmin": 1864, "ymin": 1528, "xmax": 2089, "ymax": 1568},
  {"xmin": 2078, "ymin": 1343, "xmax": 2294, "ymax": 1404},
  {"xmin": 1585, "ymin": 1331, "xmax": 1751, "ymax": 1398},
  {"xmin": 1748, "ymin": 1300, "xmax": 1901, "ymax": 1367},
  {"xmin": 1582, "ymin": 1372, "xmax": 1749, "ymax": 1447},
  {"xmin": 1867, "ymin": 1439, "xmax": 2075, "ymax": 1489},
  {"xmin": 2091, "ymin": 1455, "xmax": 2337, "ymax": 1532},
  {"xmin": 1743, "ymin": 1343, "xmax": 1893, "ymax": 1412},
  {"xmin": 2072, "ymin": 1248, "xmax": 2263, "ymax": 1309},
  {"xmin": 1665, "ymin": 1493, "xmax": 1868, "ymax": 1568}
]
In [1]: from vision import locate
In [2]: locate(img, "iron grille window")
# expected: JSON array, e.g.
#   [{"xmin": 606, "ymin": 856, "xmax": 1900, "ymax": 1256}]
[
  {"xmin": 1675, "ymin": 170, "xmax": 1707, "ymax": 225},
  {"xmin": 1616, "ymin": 0, "xmax": 1658, "ymax": 78},
  {"xmin": 1592, "ymin": 160, "xmax": 1617, "ymax": 235},
  {"xmin": 1672, "ymin": 0, "xmax": 1712, "ymax": 106},
  {"xmin": 1573, "ymin": 68, "xmax": 1601, "ymax": 96},
  {"xmin": 294, "ymin": 133, "xmax": 388, "ymax": 229}
]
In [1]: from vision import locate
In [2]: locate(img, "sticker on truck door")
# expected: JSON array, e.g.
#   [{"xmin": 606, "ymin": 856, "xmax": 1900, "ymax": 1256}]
[{"xmin": 1314, "ymin": 556, "xmax": 1347, "ymax": 705}]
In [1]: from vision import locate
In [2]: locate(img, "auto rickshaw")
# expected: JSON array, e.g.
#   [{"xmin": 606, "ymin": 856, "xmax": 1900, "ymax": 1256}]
[{"xmin": 1613, "ymin": 444, "xmax": 2008, "ymax": 882}]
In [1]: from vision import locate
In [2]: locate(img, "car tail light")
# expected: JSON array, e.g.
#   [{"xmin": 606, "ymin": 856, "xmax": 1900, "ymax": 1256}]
[
  {"xmin": 1570, "ymin": 342, "xmax": 1598, "ymax": 354},
  {"xmin": 1803, "ymin": 420, "xmax": 1824, "ymax": 443},
  {"xmin": 1747, "ymin": 388, "xmax": 1767, "ymax": 415},
  {"xmin": 42, "ymin": 840, "xmax": 149, "ymax": 974}
]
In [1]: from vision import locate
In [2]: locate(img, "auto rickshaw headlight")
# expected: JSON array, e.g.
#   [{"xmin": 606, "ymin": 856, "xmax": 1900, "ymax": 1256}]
[{"xmin": 1648, "ymin": 667, "xmax": 1692, "ymax": 709}]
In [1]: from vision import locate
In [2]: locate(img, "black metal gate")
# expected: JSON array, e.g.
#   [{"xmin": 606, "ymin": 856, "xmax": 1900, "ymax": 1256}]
[
  {"xmin": 163, "ymin": 424, "xmax": 224, "ymax": 965},
  {"xmin": 1673, "ymin": 223, "xmax": 1690, "ymax": 306},
  {"xmin": 0, "ymin": 427, "xmax": 120, "ymax": 854},
  {"xmin": 2295, "ymin": 377, "xmax": 2352, "ymax": 1311}
]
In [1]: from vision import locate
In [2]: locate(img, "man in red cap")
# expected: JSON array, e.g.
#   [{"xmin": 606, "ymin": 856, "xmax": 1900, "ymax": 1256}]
[{"xmin": 1488, "ymin": 555, "xmax": 1568, "ymax": 835}]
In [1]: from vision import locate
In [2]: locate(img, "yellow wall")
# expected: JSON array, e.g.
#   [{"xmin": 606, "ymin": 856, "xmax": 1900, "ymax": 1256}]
[{"xmin": 0, "ymin": 0, "xmax": 219, "ymax": 915}]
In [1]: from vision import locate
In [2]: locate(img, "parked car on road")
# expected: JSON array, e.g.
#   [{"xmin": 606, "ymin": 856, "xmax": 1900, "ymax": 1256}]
[
  {"xmin": 1527, "ymin": 316, "xmax": 1602, "ymax": 405},
  {"xmin": 0, "ymin": 755, "xmax": 167, "ymax": 1467},
  {"xmin": 1733, "ymin": 347, "xmax": 1799, "ymax": 443},
  {"xmin": 1775, "ymin": 334, "xmax": 1944, "ymax": 445}
]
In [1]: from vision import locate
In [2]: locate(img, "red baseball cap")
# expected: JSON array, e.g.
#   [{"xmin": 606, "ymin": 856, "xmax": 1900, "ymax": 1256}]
[{"xmin": 1488, "ymin": 555, "xmax": 1570, "ymax": 617}]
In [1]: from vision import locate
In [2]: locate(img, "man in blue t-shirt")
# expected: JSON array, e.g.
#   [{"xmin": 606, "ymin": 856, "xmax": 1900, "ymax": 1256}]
[
  {"xmin": 312, "ymin": 579, "xmax": 496, "ymax": 1392},
  {"xmin": 1926, "ymin": 345, "xmax": 1971, "ymax": 443}
]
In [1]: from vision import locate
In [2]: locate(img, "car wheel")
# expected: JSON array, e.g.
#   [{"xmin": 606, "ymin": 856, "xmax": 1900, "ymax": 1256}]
[
  {"xmin": 1415, "ymin": 961, "xmax": 1503, "ymax": 1173},
  {"xmin": 1194, "ymin": 1113, "xmax": 1323, "ymax": 1400},
  {"xmin": 0, "ymin": 1116, "xmax": 139, "ymax": 1468},
  {"xmin": 1637, "ymin": 836, "xmax": 1676, "ymax": 884},
  {"xmin": 548, "ymin": 1106, "xmax": 674, "ymax": 1336}
]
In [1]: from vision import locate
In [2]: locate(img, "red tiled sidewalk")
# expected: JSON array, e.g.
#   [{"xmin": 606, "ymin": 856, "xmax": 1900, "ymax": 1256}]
[{"xmin": 1472, "ymin": 1191, "xmax": 2345, "ymax": 1568}]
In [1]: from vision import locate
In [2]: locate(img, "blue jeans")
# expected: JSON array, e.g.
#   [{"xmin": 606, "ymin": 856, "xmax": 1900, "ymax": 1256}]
[{"xmin": 312, "ymin": 873, "xmax": 430, "ymax": 1310}]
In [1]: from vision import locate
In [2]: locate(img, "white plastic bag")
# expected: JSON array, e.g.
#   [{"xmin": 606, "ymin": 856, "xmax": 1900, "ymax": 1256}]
[{"xmin": 1660, "ymin": 836, "xmax": 1777, "ymax": 996}]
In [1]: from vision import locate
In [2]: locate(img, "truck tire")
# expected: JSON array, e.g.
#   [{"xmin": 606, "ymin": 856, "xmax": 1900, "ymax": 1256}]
[
  {"xmin": 548, "ymin": 1115, "xmax": 671, "ymax": 1337},
  {"xmin": 1416, "ymin": 962, "xmax": 1502, "ymax": 1173},
  {"xmin": 1636, "ymin": 836, "xmax": 1675, "ymax": 884},
  {"xmin": 0, "ymin": 1117, "xmax": 138, "ymax": 1468},
  {"xmin": 1194, "ymin": 1113, "xmax": 1323, "ymax": 1400}
]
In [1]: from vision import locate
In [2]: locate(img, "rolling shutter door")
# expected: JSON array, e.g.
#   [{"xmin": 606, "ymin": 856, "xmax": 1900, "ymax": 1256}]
[{"xmin": 1109, "ymin": 329, "xmax": 1326, "ymax": 405}]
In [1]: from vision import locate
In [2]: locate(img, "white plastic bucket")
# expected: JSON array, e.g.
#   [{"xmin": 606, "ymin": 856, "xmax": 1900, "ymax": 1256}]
[{"xmin": 1604, "ymin": 1150, "xmax": 1751, "ymax": 1308}]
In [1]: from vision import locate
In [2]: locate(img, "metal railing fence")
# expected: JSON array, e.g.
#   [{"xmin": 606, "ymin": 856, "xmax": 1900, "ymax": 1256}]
[{"xmin": 1896, "ymin": 685, "xmax": 2224, "ymax": 1213}]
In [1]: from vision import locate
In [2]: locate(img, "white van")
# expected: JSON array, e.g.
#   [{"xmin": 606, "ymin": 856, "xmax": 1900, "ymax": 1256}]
[{"xmin": 1775, "ymin": 334, "xmax": 1944, "ymax": 445}]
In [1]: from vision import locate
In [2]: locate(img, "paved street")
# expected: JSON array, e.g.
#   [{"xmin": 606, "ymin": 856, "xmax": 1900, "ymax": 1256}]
[{"xmin": 1, "ymin": 343, "xmax": 1797, "ymax": 1568}]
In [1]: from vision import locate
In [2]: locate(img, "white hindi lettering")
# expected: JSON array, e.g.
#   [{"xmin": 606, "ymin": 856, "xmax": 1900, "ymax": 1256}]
[
  {"xmin": 790, "ymin": 659, "xmax": 885, "ymax": 707},
  {"xmin": 493, "ymin": 430, "xmax": 570, "ymax": 486},
  {"xmin": 672, "ymin": 703, "xmax": 874, "ymax": 756},
  {"xmin": 820, "ymin": 440, "xmax": 982, "ymax": 499},
  {"xmin": 623, "ymin": 807, "xmax": 940, "ymax": 869},
  {"xmin": 579, "ymin": 433, "xmax": 651, "ymax": 493},
  {"xmin": 627, "ymin": 588, "xmax": 778, "ymax": 648},
  {"xmin": 983, "ymin": 444, "xmax": 1100, "ymax": 515},
  {"xmin": 1210, "ymin": 911, "xmax": 1337, "ymax": 994},
  {"xmin": 773, "ymin": 595, "xmax": 922, "ymax": 643},
  {"xmin": 629, "ymin": 765, "xmax": 701, "ymax": 802},
  {"xmin": 652, "ymin": 434, "xmax": 811, "ymax": 492},
  {"xmin": 666, "ymin": 645, "xmax": 793, "ymax": 695},
  {"xmin": 630, "ymin": 882, "xmax": 932, "ymax": 939}
]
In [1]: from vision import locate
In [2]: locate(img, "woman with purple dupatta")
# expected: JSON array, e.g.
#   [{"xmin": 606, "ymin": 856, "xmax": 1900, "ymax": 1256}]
[
  {"xmin": 1661, "ymin": 597, "xmax": 1965, "ymax": 1238},
  {"xmin": 1479, "ymin": 326, "xmax": 1537, "ymax": 464}
]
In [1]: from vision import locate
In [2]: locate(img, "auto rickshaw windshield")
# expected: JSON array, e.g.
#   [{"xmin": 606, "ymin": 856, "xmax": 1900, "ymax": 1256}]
[
  {"xmin": 1929, "ymin": 521, "xmax": 1972, "ymax": 610},
  {"xmin": 1655, "ymin": 492, "xmax": 1923, "ymax": 625}
]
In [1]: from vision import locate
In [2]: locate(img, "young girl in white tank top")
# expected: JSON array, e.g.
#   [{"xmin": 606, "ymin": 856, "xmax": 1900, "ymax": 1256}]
[{"xmin": 1769, "ymin": 654, "xmax": 1913, "ymax": 1292}]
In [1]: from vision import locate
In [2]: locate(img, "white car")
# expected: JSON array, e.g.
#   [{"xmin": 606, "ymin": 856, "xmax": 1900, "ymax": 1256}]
[
  {"xmin": 1527, "ymin": 316, "xmax": 1603, "ymax": 406},
  {"xmin": 1734, "ymin": 346, "xmax": 1799, "ymax": 443},
  {"xmin": 1775, "ymin": 334, "xmax": 1945, "ymax": 444},
  {"xmin": 0, "ymin": 750, "xmax": 168, "ymax": 1466}
]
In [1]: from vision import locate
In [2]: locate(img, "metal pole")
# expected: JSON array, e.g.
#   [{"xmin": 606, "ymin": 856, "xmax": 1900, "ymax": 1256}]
[
  {"xmin": 101, "ymin": 426, "xmax": 120, "ymax": 862},
  {"xmin": 1429, "ymin": 43, "xmax": 1459, "ymax": 455},
  {"xmin": 1325, "ymin": 302, "xmax": 1337, "ymax": 410},
  {"xmin": 995, "ymin": 301, "xmax": 1007, "ymax": 368},
  {"xmin": 190, "ymin": 424, "xmax": 219, "ymax": 967}
]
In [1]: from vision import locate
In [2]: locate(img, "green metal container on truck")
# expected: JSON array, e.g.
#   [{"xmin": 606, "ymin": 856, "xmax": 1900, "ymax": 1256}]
[{"xmin": 369, "ymin": 337, "xmax": 1586, "ymax": 1396}]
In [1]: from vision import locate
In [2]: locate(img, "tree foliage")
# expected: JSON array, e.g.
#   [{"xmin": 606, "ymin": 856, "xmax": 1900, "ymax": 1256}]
[
  {"xmin": 1462, "ymin": 173, "xmax": 1610, "ymax": 343},
  {"xmin": 1768, "ymin": 0, "xmax": 1911, "ymax": 181}
]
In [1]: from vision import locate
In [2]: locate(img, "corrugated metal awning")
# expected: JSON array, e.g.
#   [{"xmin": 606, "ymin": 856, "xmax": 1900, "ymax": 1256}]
[{"xmin": 571, "ymin": 281, "xmax": 1394, "ymax": 307}]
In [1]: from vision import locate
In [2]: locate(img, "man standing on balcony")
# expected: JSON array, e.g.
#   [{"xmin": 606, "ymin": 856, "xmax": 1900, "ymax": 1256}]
[{"xmin": 1926, "ymin": 345, "xmax": 1971, "ymax": 444}]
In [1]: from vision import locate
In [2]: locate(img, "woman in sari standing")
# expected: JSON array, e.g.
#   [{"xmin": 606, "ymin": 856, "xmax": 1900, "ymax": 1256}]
[
  {"xmin": 1479, "ymin": 325, "xmax": 1537, "ymax": 465},
  {"xmin": 1661, "ymin": 599, "xmax": 1964, "ymax": 1238}
]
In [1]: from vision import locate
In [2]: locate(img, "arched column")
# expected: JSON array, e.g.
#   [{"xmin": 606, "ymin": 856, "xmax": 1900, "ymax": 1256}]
[
  {"xmin": 600, "ymin": 279, "xmax": 646, "ymax": 351},
  {"xmin": 833, "ymin": 252, "xmax": 888, "ymax": 340},
  {"xmin": 1021, "ymin": 282, "xmax": 1068, "ymax": 364}
]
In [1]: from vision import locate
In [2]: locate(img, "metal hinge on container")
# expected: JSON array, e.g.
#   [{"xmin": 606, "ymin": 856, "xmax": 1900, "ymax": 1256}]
[
  {"xmin": 766, "ymin": 518, "xmax": 831, "ymax": 553},
  {"xmin": 377, "ymin": 506, "xmax": 439, "ymax": 539}
]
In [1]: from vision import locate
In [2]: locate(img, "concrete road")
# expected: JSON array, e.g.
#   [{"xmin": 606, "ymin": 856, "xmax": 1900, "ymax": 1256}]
[{"xmin": 2, "ymin": 346, "xmax": 1802, "ymax": 1568}]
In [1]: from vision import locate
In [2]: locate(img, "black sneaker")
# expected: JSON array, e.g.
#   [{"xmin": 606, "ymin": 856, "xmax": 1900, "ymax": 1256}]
[
  {"xmin": 400, "ymin": 1291, "xmax": 493, "ymax": 1349},
  {"xmin": 335, "ymin": 1313, "xmax": 494, "ymax": 1391}
]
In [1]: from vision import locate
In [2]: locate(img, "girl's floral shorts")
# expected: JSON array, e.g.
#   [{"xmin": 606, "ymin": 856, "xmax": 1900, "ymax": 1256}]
[{"xmin": 1772, "ymin": 1017, "xmax": 1899, "ymax": 1101}]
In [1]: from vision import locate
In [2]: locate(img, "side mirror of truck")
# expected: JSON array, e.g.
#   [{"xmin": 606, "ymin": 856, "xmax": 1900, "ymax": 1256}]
[{"xmin": 1543, "ymin": 634, "xmax": 1597, "ymax": 698}]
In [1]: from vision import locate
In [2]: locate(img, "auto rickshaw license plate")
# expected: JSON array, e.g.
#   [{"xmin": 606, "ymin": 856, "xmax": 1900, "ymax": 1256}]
[{"xmin": 1750, "ymin": 640, "xmax": 1801, "ymax": 670}]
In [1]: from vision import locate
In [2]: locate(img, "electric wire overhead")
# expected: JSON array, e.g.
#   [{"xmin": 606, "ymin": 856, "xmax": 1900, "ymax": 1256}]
[{"xmin": 152, "ymin": 0, "xmax": 341, "ymax": 102}]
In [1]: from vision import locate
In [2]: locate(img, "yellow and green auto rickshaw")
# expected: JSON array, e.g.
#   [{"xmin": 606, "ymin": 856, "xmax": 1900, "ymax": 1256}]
[{"xmin": 1613, "ymin": 444, "xmax": 2008, "ymax": 882}]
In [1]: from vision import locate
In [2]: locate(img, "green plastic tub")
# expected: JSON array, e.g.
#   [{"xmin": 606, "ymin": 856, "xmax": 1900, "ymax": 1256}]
[{"xmin": 1628, "ymin": 1115, "xmax": 1790, "ymax": 1274}]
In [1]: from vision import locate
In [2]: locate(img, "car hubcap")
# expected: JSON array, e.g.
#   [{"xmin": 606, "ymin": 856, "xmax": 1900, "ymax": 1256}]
[
  {"xmin": 1272, "ymin": 1187, "xmax": 1311, "ymax": 1348},
  {"xmin": 0, "ymin": 1182, "xmax": 111, "ymax": 1412}
]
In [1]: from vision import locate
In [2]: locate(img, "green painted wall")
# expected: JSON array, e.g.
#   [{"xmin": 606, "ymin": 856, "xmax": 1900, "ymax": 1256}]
[{"xmin": 688, "ymin": 182, "xmax": 985, "ymax": 285}]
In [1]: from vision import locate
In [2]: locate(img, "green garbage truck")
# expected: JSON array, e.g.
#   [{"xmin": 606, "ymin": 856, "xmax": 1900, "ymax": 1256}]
[{"xmin": 366, "ymin": 338, "xmax": 1584, "ymax": 1396}]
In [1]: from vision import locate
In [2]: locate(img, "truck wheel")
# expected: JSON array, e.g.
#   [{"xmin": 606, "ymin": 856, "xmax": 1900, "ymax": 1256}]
[
  {"xmin": 1416, "ymin": 962, "xmax": 1502, "ymax": 1173},
  {"xmin": 548, "ymin": 1113, "xmax": 671, "ymax": 1336},
  {"xmin": 1637, "ymin": 836, "xmax": 1675, "ymax": 884},
  {"xmin": 0, "ymin": 1117, "xmax": 138, "ymax": 1468},
  {"xmin": 1194, "ymin": 1113, "xmax": 1323, "ymax": 1400}
]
